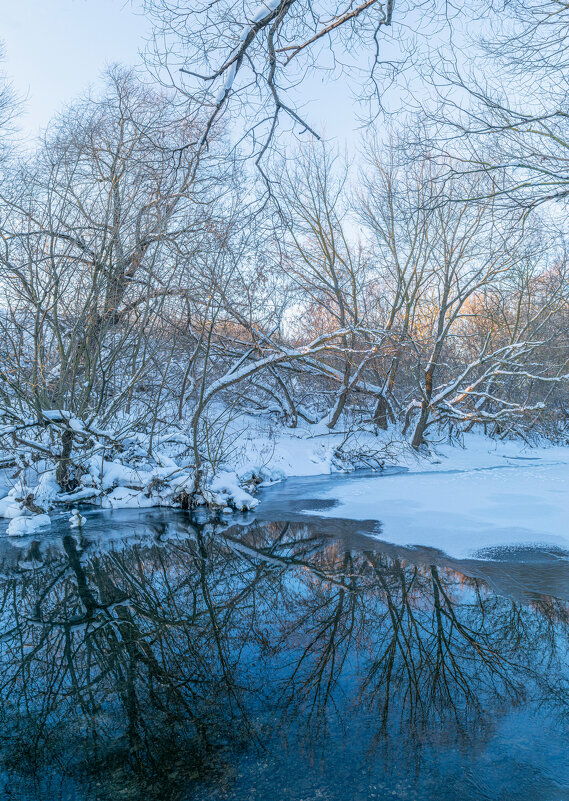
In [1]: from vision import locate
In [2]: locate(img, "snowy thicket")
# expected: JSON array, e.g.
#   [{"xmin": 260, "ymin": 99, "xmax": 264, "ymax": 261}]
[{"xmin": 0, "ymin": 69, "xmax": 568, "ymax": 529}]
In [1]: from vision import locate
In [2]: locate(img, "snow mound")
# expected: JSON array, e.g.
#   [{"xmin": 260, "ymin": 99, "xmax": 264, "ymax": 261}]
[
  {"xmin": 7, "ymin": 514, "xmax": 51, "ymax": 536},
  {"xmin": 69, "ymin": 508, "xmax": 86, "ymax": 528},
  {"xmin": 210, "ymin": 471, "xmax": 259, "ymax": 511}
]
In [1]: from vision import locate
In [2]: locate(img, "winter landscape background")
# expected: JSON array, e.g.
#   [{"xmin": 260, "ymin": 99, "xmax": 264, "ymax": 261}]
[{"xmin": 0, "ymin": 2, "xmax": 569, "ymax": 799}]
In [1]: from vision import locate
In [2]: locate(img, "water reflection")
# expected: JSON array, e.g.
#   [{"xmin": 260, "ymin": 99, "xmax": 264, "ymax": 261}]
[{"xmin": 1, "ymin": 513, "xmax": 569, "ymax": 800}]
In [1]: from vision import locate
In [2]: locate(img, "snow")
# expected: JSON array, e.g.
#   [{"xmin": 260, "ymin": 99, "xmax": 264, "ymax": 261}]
[
  {"xmin": 0, "ymin": 497, "xmax": 25, "ymax": 519},
  {"xmin": 101, "ymin": 486, "xmax": 161, "ymax": 509},
  {"xmin": 41, "ymin": 409, "xmax": 72, "ymax": 421},
  {"xmin": 231, "ymin": 416, "xmax": 388, "ymax": 480},
  {"xmin": 0, "ymin": 482, "xmax": 30, "ymax": 520},
  {"xmin": 69, "ymin": 508, "xmax": 86, "ymax": 528},
  {"xmin": 1, "ymin": 403, "xmax": 568, "ymax": 562},
  {"xmin": 69, "ymin": 417, "xmax": 86, "ymax": 432},
  {"xmin": 7, "ymin": 514, "xmax": 51, "ymax": 536},
  {"xmin": 295, "ymin": 434, "xmax": 569, "ymax": 559},
  {"xmin": 33, "ymin": 471, "xmax": 61, "ymax": 509},
  {"xmin": 0, "ymin": 427, "xmax": 260, "ymax": 527},
  {"xmin": 88, "ymin": 459, "xmax": 147, "ymax": 491},
  {"xmin": 215, "ymin": 61, "xmax": 237, "ymax": 103},
  {"xmin": 210, "ymin": 471, "xmax": 259, "ymax": 510},
  {"xmin": 58, "ymin": 487, "xmax": 102, "ymax": 502},
  {"xmin": 250, "ymin": 0, "xmax": 280, "ymax": 23}
]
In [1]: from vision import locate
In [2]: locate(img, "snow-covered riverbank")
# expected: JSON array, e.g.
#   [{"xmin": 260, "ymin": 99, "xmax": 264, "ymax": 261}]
[
  {"xmin": 233, "ymin": 427, "xmax": 569, "ymax": 559},
  {"xmin": 1, "ymin": 415, "xmax": 568, "ymax": 560}
]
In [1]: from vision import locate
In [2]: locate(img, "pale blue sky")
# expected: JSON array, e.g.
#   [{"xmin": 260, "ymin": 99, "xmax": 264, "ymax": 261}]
[
  {"xmin": 1, "ymin": 0, "xmax": 403, "ymax": 149},
  {"xmin": 1, "ymin": 0, "xmax": 150, "ymax": 139},
  {"xmin": 1, "ymin": 0, "xmax": 369, "ymax": 147}
]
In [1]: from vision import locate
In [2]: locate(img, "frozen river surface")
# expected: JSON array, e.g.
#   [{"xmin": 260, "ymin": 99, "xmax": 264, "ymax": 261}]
[{"xmin": 257, "ymin": 453, "xmax": 569, "ymax": 559}]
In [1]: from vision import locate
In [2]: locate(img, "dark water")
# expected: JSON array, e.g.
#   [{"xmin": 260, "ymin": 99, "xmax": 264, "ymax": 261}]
[{"xmin": 1, "ymin": 484, "xmax": 569, "ymax": 800}]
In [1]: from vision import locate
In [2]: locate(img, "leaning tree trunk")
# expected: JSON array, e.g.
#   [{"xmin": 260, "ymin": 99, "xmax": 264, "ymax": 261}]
[
  {"xmin": 328, "ymin": 360, "xmax": 351, "ymax": 430},
  {"xmin": 411, "ymin": 367, "xmax": 434, "ymax": 449}
]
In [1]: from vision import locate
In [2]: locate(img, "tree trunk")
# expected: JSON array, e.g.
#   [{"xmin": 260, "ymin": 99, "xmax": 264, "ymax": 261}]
[
  {"xmin": 56, "ymin": 429, "xmax": 75, "ymax": 492},
  {"xmin": 411, "ymin": 367, "xmax": 434, "ymax": 449},
  {"xmin": 327, "ymin": 388, "xmax": 349, "ymax": 430},
  {"xmin": 411, "ymin": 404, "xmax": 430, "ymax": 449},
  {"xmin": 328, "ymin": 361, "xmax": 351, "ymax": 430},
  {"xmin": 373, "ymin": 395, "xmax": 391, "ymax": 430}
]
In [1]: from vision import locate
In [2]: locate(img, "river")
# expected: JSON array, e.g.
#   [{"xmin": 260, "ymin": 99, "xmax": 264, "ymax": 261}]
[{"xmin": 1, "ymin": 475, "xmax": 568, "ymax": 800}]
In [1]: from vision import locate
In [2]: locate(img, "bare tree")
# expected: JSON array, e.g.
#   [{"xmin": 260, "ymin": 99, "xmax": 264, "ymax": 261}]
[
  {"xmin": 273, "ymin": 144, "xmax": 383, "ymax": 429},
  {"xmin": 0, "ymin": 44, "xmax": 16, "ymax": 160},
  {"xmin": 142, "ymin": 0, "xmax": 500, "ymax": 172},
  {"xmin": 417, "ymin": 0, "xmax": 569, "ymax": 215},
  {"xmin": 0, "ymin": 68, "xmax": 229, "ymax": 489},
  {"xmin": 359, "ymin": 139, "xmax": 569, "ymax": 445}
]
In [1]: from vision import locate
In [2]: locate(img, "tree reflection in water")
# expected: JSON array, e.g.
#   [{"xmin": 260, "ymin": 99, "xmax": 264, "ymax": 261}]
[{"xmin": 0, "ymin": 514, "xmax": 568, "ymax": 800}]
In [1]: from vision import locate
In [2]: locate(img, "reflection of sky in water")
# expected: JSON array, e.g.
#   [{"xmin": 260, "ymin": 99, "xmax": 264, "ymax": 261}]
[{"xmin": 1, "ymin": 505, "xmax": 569, "ymax": 801}]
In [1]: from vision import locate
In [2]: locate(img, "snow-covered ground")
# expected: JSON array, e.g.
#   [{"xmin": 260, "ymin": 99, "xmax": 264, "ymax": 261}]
[{"xmin": 229, "ymin": 416, "xmax": 400, "ymax": 479}]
